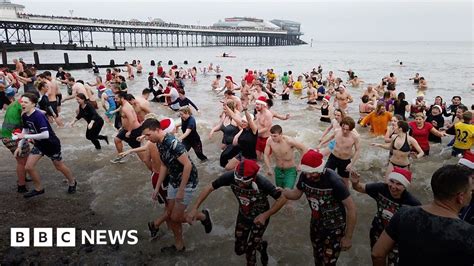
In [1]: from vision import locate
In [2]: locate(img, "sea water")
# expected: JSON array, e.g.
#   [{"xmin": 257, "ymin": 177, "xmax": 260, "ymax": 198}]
[{"xmin": 2, "ymin": 42, "xmax": 473, "ymax": 264}]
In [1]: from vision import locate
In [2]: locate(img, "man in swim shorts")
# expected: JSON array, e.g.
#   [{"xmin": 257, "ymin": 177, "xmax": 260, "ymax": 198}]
[
  {"xmin": 264, "ymin": 125, "xmax": 308, "ymax": 189},
  {"xmin": 319, "ymin": 117, "xmax": 360, "ymax": 188},
  {"xmin": 255, "ymin": 96, "xmax": 273, "ymax": 160}
]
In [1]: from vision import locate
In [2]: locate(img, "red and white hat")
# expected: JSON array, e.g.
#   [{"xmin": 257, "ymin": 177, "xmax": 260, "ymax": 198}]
[
  {"xmin": 160, "ymin": 118, "xmax": 175, "ymax": 133},
  {"xmin": 323, "ymin": 95, "xmax": 331, "ymax": 102},
  {"xmin": 235, "ymin": 159, "xmax": 260, "ymax": 192},
  {"xmin": 388, "ymin": 167, "xmax": 412, "ymax": 187},
  {"xmin": 235, "ymin": 159, "xmax": 260, "ymax": 179},
  {"xmin": 459, "ymin": 150, "xmax": 474, "ymax": 170},
  {"xmin": 225, "ymin": 76, "xmax": 237, "ymax": 85},
  {"xmin": 300, "ymin": 149, "xmax": 325, "ymax": 173},
  {"xmin": 255, "ymin": 96, "xmax": 267, "ymax": 106}
]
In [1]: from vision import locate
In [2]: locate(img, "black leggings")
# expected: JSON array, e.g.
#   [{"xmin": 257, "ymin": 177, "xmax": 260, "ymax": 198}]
[
  {"xmin": 183, "ymin": 138, "xmax": 207, "ymax": 161},
  {"xmin": 234, "ymin": 214, "xmax": 269, "ymax": 266},
  {"xmin": 86, "ymin": 119, "xmax": 107, "ymax": 149}
]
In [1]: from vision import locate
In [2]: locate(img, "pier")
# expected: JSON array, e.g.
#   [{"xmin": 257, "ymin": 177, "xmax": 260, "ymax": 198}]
[{"xmin": 0, "ymin": 1, "xmax": 305, "ymax": 50}]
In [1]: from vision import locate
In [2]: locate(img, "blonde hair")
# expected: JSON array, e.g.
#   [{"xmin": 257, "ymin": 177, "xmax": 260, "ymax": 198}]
[
  {"xmin": 179, "ymin": 105, "xmax": 192, "ymax": 116},
  {"xmin": 415, "ymin": 112, "xmax": 425, "ymax": 119},
  {"xmin": 144, "ymin": 113, "xmax": 159, "ymax": 121}
]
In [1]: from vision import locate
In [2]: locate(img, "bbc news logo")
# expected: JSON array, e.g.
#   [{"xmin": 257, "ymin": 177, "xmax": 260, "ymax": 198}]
[{"xmin": 11, "ymin": 228, "xmax": 138, "ymax": 247}]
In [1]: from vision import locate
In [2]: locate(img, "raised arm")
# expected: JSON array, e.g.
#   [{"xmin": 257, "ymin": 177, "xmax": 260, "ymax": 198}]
[{"xmin": 349, "ymin": 171, "xmax": 367, "ymax": 194}]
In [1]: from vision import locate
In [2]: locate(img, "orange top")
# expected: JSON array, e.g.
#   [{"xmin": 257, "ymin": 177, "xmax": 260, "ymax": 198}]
[{"xmin": 360, "ymin": 111, "xmax": 393, "ymax": 136}]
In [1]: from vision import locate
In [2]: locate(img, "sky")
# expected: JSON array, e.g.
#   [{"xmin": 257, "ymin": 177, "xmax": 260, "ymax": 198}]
[{"xmin": 12, "ymin": 0, "xmax": 474, "ymax": 42}]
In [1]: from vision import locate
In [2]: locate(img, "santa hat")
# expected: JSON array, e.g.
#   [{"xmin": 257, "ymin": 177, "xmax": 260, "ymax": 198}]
[
  {"xmin": 160, "ymin": 118, "xmax": 175, "ymax": 133},
  {"xmin": 432, "ymin": 105, "xmax": 442, "ymax": 111},
  {"xmin": 300, "ymin": 149, "xmax": 325, "ymax": 173},
  {"xmin": 255, "ymin": 96, "xmax": 268, "ymax": 106},
  {"xmin": 235, "ymin": 159, "xmax": 260, "ymax": 192},
  {"xmin": 323, "ymin": 95, "xmax": 331, "ymax": 102},
  {"xmin": 459, "ymin": 150, "xmax": 474, "ymax": 170},
  {"xmin": 388, "ymin": 167, "xmax": 412, "ymax": 188},
  {"xmin": 225, "ymin": 76, "xmax": 237, "ymax": 85}
]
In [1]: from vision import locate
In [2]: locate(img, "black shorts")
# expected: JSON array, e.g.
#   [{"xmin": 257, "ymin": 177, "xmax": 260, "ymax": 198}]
[
  {"xmin": 49, "ymin": 101, "xmax": 59, "ymax": 116},
  {"xmin": 325, "ymin": 153, "xmax": 351, "ymax": 178},
  {"xmin": 116, "ymin": 126, "xmax": 142, "ymax": 148},
  {"xmin": 56, "ymin": 94, "xmax": 62, "ymax": 106},
  {"xmin": 32, "ymin": 145, "xmax": 62, "ymax": 161}
]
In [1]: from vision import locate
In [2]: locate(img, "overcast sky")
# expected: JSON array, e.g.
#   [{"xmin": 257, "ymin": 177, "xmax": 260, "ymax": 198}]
[{"xmin": 13, "ymin": 0, "xmax": 473, "ymax": 42}]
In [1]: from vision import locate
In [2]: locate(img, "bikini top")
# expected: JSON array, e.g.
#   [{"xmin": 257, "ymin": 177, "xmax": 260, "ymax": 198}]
[{"xmin": 391, "ymin": 133, "xmax": 410, "ymax": 153}]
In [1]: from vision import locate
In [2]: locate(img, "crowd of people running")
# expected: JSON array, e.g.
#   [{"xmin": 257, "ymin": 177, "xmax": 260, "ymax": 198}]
[{"xmin": 1, "ymin": 56, "xmax": 473, "ymax": 265}]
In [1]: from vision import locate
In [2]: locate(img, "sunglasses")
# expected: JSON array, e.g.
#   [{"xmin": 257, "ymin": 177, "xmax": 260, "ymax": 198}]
[{"xmin": 234, "ymin": 172, "xmax": 252, "ymax": 183}]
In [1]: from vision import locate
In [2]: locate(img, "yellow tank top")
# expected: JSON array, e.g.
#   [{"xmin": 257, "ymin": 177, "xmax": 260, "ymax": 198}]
[{"xmin": 454, "ymin": 122, "xmax": 474, "ymax": 150}]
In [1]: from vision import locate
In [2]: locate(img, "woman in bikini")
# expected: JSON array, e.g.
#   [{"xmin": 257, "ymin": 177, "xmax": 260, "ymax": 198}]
[{"xmin": 371, "ymin": 120, "xmax": 424, "ymax": 180}]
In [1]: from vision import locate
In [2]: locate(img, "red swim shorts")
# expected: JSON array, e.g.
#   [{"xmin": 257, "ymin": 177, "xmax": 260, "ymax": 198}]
[{"xmin": 256, "ymin": 136, "xmax": 268, "ymax": 153}]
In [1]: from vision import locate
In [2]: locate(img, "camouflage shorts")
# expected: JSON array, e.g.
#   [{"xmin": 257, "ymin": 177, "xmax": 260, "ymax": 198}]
[{"xmin": 2, "ymin": 137, "xmax": 30, "ymax": 157}]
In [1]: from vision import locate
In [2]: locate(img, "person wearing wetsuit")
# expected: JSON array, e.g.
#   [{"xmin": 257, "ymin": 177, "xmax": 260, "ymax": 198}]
[
  {"xmin": 169, "ymin": 88, "xmax": 200, "ymax": 112},
  {"xmin": 393, "ymin": 92, "xmax": 409, "ymax": 121},
  {"xmin": 70, "ymin": 93, "xmax": 108, "ymax": 149},
  {"xmin": 178, "ymin": 106, "xmax": 207, "ymax": 162},
  {"xmin": 426, "ymin": 105, "xmax": 445, "ymax": 143}
]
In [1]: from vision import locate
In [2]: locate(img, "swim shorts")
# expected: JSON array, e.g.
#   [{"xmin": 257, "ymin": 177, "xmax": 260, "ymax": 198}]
[
  {"xmin": 274, "ymin": 166, "xmax": 297, "ymax": 188},
  {"xmin": 325, "ymin": 153, "xmax": 351, "ymax": 178},
  {"xmin": 256, "ymin": 136, "xmax": 268, "ymax": 153},
  {"xmin": 116, "ymin": 126, "xmax": 143, "ymax": 148},
  {"xmin": 31, "ymin": 145, "xmax": 62, "ymax": 161}
]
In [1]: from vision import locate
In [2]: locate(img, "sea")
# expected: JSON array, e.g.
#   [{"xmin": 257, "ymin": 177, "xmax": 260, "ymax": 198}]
[{"xmin": 2, "ymin": 41, "xmax": 473, "ymax": 265}]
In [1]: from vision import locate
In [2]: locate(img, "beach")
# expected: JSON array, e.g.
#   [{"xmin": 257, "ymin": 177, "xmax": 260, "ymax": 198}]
[{"xmin": 1, "ymin": 42, "xmax": 472, "ymax": 264}]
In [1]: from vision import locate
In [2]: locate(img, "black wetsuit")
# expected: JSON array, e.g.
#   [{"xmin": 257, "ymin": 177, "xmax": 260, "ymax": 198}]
[
  {"xmin": 426, "ymin": 113, "xmax": 444, "ymax": 143},
  {"xmin": 76, "ymin": 102, "xmax": 107, "ymax": 149}
]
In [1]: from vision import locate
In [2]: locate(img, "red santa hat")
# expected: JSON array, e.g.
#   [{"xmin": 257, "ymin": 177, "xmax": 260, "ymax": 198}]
[
  {"xmin": 225, "ymin": 76, "xmax": 237, "ymax": 85},
  {"xmin": 459, "ymin": 150, "xmax": 474, "ymax": 170},
  {"xmin": 300, "ymin": 149, "xmax": 325, "ymax": 173},
  {"xmin": 160, "ymin": 118, "xmax": 175, "ymax": 134},
  {"xmin": 388, "ymin": 167, "xmax": 412, "ymax": 188},
  {"xmin": 255, "ymin": 96, "xmax": 268, "ymax": 106},
  {"xmin": 323, "ymin": 95, "xmax": 331, "ymax": 102},
  {"xmin": 235, "ymin": 159, "xmax": 260, "ymax": 192}
]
